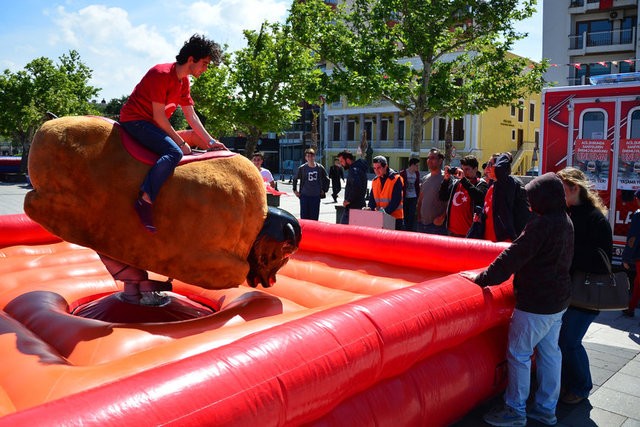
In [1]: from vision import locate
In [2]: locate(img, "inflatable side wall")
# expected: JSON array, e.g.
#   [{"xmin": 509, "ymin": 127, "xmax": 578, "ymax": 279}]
[{"xmin": 0, "ymin": 215, "xmax": 513, "ymax": 426}]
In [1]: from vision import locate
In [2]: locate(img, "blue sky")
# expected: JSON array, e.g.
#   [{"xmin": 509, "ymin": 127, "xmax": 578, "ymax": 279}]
[{"xmin": 0, "ymin": 1, "xmax": 542, "ymax": 101}]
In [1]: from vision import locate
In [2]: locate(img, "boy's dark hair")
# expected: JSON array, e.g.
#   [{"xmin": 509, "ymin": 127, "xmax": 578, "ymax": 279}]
[
  {"xmin": 409, "ymin": 157, "xmax": 420, "ymax": 166},
  {"xmin": 460, "ymin": 155, "xmax": 479, "ymax": 169},
  {"xmin": 337, "ymin": 150, "xmax": 354, "ymax": 161},
  {"xmin": 429, "ymin": 148, "xmax": 444, "ymax": 161},
  {"xmin": 373, "ymin": 155, "xmax": 388, "ymax": 167},
  {"xmin": 176, "ymin": 34, "xmax": 222, "ymax": 65}
]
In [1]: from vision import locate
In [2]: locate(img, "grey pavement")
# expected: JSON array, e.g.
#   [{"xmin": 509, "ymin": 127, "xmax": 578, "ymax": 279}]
[{"xmin": 2, "ymin": 177, "xmax": 640, "ymax": 426}]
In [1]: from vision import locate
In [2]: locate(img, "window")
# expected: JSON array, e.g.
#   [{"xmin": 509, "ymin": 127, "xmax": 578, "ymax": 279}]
[
  {"xmin": 575, "ymin": 19, "xmax": 612, "ymax": 48},
  {"xmin": 332, "ymin": 121, "xmax": 341, "ymax": 141},
  {"xmin": 398, "ymin": 119, "xmax": 405, "ymax": 141},
  {"xmin": 510, "ymin": 105, "xmax": 516, "ymax": 117},
  {"xmin": 511, "ymin": 129, "xmax": 516, "ymax": 141},
  {"xmin": 630, "ymin": 109, "xmax": 640, "ymax": 138},
  {"xmin": 453, "ymin": 118, "xmax": 464, "ymax": 141},
  {"xmin": 364, "ymin": 121, "xmax": 373, "ymax": 141},
  {"xmin": 581, "ymin": 110, "xmax": 606, "ymax": 139},
  {"xmin": 347, "ymin": 121, "xmax": 356, "ymax": 141},
  {"xmin": 518, "ymin": 101, "xmax": 524, "ymax": 123},
  {"xmin": 621, "ymin": 17, "xmax": 636, "ymax": 44},
  {"xmin": 619, "ymin": 60, "xmax": 636, "ymax": 74},
  {"xmin": 529, "ymin": 102, "xmax": 535, "ymax": 122},
  {"xmin": 381, "ymin": 119, "xmax": 389, "ymax": 141},
  {"xmin": 574, "ymin": 62, "xmax": 611, "ymax": 85},
  {"xmin": 438, "ymin": 117, "xmax": 464, "ymax": 141}
]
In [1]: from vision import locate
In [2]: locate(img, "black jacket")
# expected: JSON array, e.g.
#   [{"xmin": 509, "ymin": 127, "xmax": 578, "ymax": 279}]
[
  {"xmin": 343, "ymin": 158, "xmax": 368, "ymax": 210},
  {"xmin": 439, "ymin": 176, "xmax": 489, "ymax": 230},
  {"xmin": 490, "ymin": 154, "xmax": 531, "ymax": 241},
  {"xmin": 568, "ymin": 203, "xmax": 612, "ymax": 274},
  {"xmin": 475, "ymin": 173, "xmax": 574, "ymax": 314}
]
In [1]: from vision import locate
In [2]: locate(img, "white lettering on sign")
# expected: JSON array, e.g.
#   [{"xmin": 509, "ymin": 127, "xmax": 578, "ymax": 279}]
[{"xmin": 616, "ymin": 210, "xmax": 633, "ymax": 225}]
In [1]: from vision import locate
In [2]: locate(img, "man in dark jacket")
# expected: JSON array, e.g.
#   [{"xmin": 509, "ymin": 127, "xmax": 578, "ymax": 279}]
[
  {"xmin": 328, "ymin": 158, "xmax": 345, "ymax": 203},
  {"xmin": 483, "ymin": 153, "xmax": 531, "ymax": 242},
  {"xmin": 337, "ymin": 150, "xmax": 368, "ymax": 225},
  {"xmin": 461, "ymin": 172, "xmax": 574, "ymax": 427}
]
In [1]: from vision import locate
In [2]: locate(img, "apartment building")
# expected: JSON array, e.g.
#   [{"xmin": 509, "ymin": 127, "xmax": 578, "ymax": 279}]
[{"xmin": 543, "ymin": 0, "xmax": 639, "ymax": 86}]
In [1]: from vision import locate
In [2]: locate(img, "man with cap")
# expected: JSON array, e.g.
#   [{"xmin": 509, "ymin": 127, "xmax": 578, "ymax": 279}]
[{"xmin": 367, "ymin": 155, "xmax": 404, "ymax": 230}]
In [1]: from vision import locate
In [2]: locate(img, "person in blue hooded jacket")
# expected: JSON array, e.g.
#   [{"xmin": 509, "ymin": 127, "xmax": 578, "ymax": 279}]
[{"xmin": 461, "ymin": 172, "xmax": 574, "ymax": 427}]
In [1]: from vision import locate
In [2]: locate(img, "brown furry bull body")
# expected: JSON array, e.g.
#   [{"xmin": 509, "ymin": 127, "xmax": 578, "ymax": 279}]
[{"xmin": 25, "ymin": 116, "xmax": 267, "ymax": 289}]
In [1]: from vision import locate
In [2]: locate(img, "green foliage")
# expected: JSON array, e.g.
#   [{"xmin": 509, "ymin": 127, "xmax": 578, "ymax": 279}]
[
  {"xmin": 103, "ymin": 96, "xmax": 129, "ymax": 120},
  {"xmin": 0, "ymin": 50, "xmax": 100, "ymax": 148},
  {"xmin": 192, "ymin": 21, "xmax": 324, "ymax": 157},
  {"xmin": 289, "ymin": 0, "xmax": 547, "ymax": 154}
]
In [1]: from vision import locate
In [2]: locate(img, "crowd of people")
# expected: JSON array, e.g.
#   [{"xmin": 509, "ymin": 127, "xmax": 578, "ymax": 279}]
[
  {"xmin": 297, "ymin": 147, "xmax": 531, "ymax": 245},
  {"xmin": 289, "ymin": 148, "xmax": 635, "ymax": 426}
]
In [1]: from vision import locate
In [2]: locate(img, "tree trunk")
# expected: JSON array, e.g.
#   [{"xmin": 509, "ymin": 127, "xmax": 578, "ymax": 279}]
[
  {"xmin": 244, "ymin": 133, "xmax": 260, "ymax": 158},
  {"xmin": 444, "ymin": 118, "xmax": 453, "ymax": 165},
  {"xmin": 409, "ymin": 110, "xmax": 424, "ymax": 156}
]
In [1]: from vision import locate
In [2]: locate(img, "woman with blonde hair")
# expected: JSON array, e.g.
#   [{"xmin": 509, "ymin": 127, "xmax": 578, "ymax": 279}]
[{"xmin": 556, "ymin": 167, "xmax": 612, "ymax": 405}]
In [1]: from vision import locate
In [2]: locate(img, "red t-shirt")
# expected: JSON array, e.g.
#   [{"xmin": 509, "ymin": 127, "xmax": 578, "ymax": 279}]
[
  {"xmin": 448, "ymin": 182, "xmax": 473, "ymax": 236},
  {"xmin": 120, "ymin": 63, "xmax": 194, "ymax": 123},
  {"xmin": 483, "ymin": 185, "xmax": 497, "ymax": 242}
]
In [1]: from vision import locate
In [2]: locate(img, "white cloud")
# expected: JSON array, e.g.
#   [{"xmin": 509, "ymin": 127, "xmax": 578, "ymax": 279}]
[
  {"xmin": 182, "ymin": 0, "xmax": 290, "ymax": 51},
  {"xmin": 38, "ymin": 1, "xmax": 290, "ymax": 100}
]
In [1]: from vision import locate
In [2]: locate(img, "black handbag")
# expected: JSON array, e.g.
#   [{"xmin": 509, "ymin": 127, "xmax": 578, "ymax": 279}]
[{"xmin": 570, "ymin": 248, "xmax": 630, "ymax": 311}]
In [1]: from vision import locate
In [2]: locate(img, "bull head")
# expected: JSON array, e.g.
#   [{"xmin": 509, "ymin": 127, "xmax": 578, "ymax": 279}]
[{"xmin": 247, "ymin": 207, "xmax": 301, "ymax": 288}]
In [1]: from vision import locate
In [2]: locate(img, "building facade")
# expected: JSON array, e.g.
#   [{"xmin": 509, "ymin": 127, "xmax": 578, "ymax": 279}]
[
  {"xmin": 322, "ymin": 84, "xmax": 541, "ymax": 175},
  {"xmin": 543, "ymin": 0, "xmax": 639, "ymax": 86}
]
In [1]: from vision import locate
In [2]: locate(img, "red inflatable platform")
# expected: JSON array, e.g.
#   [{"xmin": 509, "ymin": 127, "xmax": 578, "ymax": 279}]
[{"xmin": 0, "ymin": 214, "xmax": 514, "ymax": 426}]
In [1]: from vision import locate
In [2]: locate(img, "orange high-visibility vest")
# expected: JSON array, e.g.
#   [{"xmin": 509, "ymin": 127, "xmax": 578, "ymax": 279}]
[{"xmin": 372, "ymin": 174, "xmax": 404, "ymax": 219}]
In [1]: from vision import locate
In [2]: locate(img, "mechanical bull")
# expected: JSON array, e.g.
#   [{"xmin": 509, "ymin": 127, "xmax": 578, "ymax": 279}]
[{"xmin": 24, "ymin": 115, "xmax": 300, "ymax": 291}]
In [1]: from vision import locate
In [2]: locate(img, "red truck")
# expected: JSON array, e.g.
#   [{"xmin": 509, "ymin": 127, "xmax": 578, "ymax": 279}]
[{"xmin": 540, "ymin": 73, "xmax": 640, "ymax": 260}]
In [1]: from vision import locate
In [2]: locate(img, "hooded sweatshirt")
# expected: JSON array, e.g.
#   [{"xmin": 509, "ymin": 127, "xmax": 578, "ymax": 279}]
[
  {"xmin": 491, "ymin": 154, "xmax": 531, "ymax": 241},
  {"xmin": 475, "ymin": 172, "xmax": 574, "ymax": 314}
]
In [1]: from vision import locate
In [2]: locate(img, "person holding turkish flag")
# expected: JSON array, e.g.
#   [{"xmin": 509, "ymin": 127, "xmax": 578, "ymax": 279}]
[{"xmin": 439, "ymin": 155, "xmax": 489, "ymax": 237}]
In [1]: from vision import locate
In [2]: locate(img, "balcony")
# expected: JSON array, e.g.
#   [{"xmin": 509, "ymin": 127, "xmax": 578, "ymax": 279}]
[
  {"xmin": 568, "ymin": 27, "xmax": 636, "ymax": 54},
  {"xmin": 569, "ymin": 0, "xmax": 638, "ymax": 11}
]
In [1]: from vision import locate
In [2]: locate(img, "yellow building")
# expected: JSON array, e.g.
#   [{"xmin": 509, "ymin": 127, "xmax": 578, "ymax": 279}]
[{"xmin": 322, "ymin": 80, "xmax": 541, "ymax": 176}]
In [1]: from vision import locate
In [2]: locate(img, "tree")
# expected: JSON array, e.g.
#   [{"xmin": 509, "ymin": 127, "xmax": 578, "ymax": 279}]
[
  {"xmin": 289, "ymin": 0, "xmax": 547, "ymax": 158},
  {"xmin": 103, "ymin": 96, "xmax": 128, "ymax": 120},
  {"xmin": 192, "ymin": 22, "xmax": 324, "ymax": 158},
  {"xmin": 0, "ymin": 50, "xmax": 100, "ymax": 171}
]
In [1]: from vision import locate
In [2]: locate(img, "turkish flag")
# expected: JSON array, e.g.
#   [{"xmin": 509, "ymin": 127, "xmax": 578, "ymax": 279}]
[{"xmin": 600, "ymin": 0, "xmax": 613, "ymax": 9}]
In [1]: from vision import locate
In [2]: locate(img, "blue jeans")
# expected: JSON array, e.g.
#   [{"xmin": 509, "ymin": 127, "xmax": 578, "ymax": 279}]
[
  {"xmin": 120, "ymin": 120, "xmax": 183, "ymax": 202},
  {"xmin": 300, "ymin": 195, "xmax": 321, "ymax": 220},
  {"xmin": 505, "ymin": 308, "xmax": 566, "ymax": 417},
  {"xmin": 559, "ymin": 307, "xmax": 598, "ymax": 398},
  {"xmin": 417, "ymin": 222, "xmax": 448, "ymax": 235}
]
